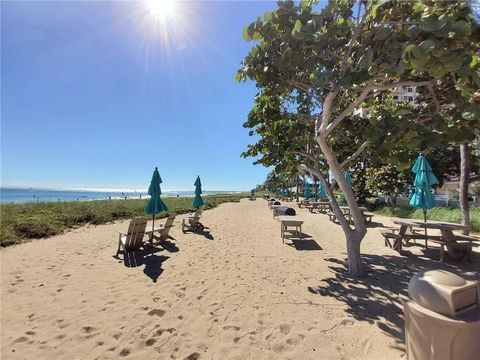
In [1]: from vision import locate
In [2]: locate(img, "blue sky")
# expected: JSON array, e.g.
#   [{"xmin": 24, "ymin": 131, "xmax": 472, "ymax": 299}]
[{"xmin": 1, "ymin": 0, "xmax": 280, "ymax": 191}]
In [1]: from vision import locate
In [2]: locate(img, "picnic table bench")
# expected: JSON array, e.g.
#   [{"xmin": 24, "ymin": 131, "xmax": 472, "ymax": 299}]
[
  {"xmin": 277, "ymin": 216, "xmax": 303, "ymax": 244},
  {"xmin": 307, "ymin": 201, "xmax": 331, "ymax": 214},
  {"xmin": 296, "ymin": 199, "xmax": 310, "ymax": 208},
  {"xmin": 382, "ymin": 219, "xmax": 480, "ymax": 261},
  {"xmin": 326, "ymin": 206, "xmax": 372, "ymax": 225}
]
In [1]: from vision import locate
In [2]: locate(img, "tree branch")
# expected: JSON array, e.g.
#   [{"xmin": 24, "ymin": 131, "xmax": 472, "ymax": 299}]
[
  {"xmin": 325, "ymin": 86, "xmax": 371, "ymax": 136},
  {"xmin": 340, "ymin": 142, "xmax": 368, "ymax": 168}
]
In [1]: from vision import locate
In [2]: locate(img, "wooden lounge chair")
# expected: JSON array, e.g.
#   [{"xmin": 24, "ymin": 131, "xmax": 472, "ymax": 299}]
[
  {"xmin": 153, "ymin": 213, "xmax": 176, "ymax": 242},
  {"xmin": 115, "ymin": 217, "xmax": 148, "ymax": 257},
  {"xmin": 182, "ymin": 206, "xmax": 205, "ymax": 233}
]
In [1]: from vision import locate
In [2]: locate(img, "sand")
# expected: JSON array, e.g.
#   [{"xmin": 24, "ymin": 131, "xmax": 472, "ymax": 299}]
[{"xmin": 1, "ymin": 198, "xmax": 479, "ymax": 360}]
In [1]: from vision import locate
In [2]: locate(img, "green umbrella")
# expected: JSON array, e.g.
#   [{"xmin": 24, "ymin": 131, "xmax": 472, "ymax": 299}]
[
  {"xmin": 317, "ymin": 182, "xmax": 326, "ymax": 199},
  {"xmin": 343, "ymin": 171, "xmax": 353, "ymax": 188},
  {"xmin": 193, "ymin": 176, "xmax": 204, "ymax": 208},
  {"xmin": 144, "ymin": 167, "xmax": 169, "ymax": 232},
  {"xmin": 303, "ymin": 183, "xmax": 312, "ymax": 199},
  {"xmin": 251, "ymin": 189, "xmax": 255, "ymax": 197},
  {"xmin": 340, "ymin": 172, "xmax": 352, "ymax": 202},
  {"xmin": 409, "ymin": 154, "xmax": 439, "ymax": 223}
]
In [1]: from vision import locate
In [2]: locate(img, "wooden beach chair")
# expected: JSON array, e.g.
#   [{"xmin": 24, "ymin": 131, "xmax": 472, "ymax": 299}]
[
  {"xmin": 182, "ymin": 206, "xmax": 205, "ymax": 233},
  {"xmin": 153, "ymin": 213, "xmax": 176, "ymax": 242},
  {"xmin": 115, "ymin": 217, "xmax": 148, "ymax": 257}
]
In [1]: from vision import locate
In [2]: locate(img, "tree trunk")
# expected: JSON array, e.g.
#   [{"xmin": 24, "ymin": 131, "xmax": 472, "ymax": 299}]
[
  {"xmin": 346, "ymin": 232, "xmax": 364, "ymax": 276},
  {"xmin": 459, "ymin": 143, "xmax": 470, "ymax": 235},
  {"xmin": 315, "ymin": 135, "xmax": 367, "ymax": 277},
  {"xmin": 296, "ymin": 176, "xmax": 300, "ymax": 202}
]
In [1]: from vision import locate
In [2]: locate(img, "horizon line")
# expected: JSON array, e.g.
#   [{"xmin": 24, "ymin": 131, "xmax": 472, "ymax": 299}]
[{"xmin": 0, "ymin": 185, "xmax": 247, "ymax": 193}]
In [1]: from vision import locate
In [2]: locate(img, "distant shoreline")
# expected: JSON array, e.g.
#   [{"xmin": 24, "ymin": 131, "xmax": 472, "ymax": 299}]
[{"xmin": 0, "ymin": 187, "xmax": 243, "ymax": 204}]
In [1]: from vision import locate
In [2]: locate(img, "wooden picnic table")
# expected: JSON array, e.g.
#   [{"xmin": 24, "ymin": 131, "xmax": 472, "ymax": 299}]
[
  {"xmin": 307, "ymin": 201, "xmax": 331, "ymax": 213},
  {"xmin": 278, "ymin": 216, "xmax": 303, "ymax": 243},
  {"xmin": 339, "ymin": 206, "xmax": 368, "ymax": 223},
  {"xmin": 386, "ymin": 219, "xmax": 477, "ymax": 261}
]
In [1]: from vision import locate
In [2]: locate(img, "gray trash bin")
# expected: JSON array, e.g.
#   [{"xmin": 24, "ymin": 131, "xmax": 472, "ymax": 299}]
[{"xmin": 403, "ymin": 270, "xmax": 480, "ymax": 360}]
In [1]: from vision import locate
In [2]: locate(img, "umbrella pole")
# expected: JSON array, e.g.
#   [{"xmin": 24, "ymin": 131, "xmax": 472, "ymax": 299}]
[
  {"xmin": 151, "ymin": 214, "xmax": 155, "ymax": 244},
  {"xmin": 424, "ymin": 210, "xmax": 427, "ymax": 245}
]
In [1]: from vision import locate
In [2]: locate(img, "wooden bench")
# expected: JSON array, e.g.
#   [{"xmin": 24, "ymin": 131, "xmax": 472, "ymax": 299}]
[
  {"xmin": 363, "ymin": 212, "xmax": 374, "ymax": 223},
  {"xmin": 326, "ymin": 212, "xmax": 338, "ymax": 223},
  {"xmin": 380, "ymin": 230, "xmax": 443, "ymax": 253}
]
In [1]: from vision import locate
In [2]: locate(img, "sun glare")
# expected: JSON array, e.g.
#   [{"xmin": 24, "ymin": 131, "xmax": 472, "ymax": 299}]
[{"xmin": 145, "ymin": 0, "xmax": 176, "ymax": 20}]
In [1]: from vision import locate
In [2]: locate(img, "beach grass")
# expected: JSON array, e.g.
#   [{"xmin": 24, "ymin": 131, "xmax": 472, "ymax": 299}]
[
  {"xmin": 0, "ymin": 193, "xmax": 248, "ymax": 247},
  {"xmin": 374, "ymin": 205, "xmax": 480, "ymax": 232}
]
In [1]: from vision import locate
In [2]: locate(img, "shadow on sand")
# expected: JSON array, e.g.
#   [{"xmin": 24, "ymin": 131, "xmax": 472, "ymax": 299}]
[
  {"xmin": 284, "ymin": 232, "xmax": 322, "ymax": 251},
  {"xmin": 307, "ymin": 254, "xmax": 480, "ymax": 347},
  {"xmin": 187, "ymin": 226, "xmax": 214, "ymax": 240},
  {"xmin": 113, "ymin": 246, "xmax": 170, "ymax": 282}
]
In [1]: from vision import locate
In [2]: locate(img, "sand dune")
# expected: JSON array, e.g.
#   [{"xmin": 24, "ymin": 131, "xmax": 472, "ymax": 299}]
[{"xmin": 1, "ymin": 199, "xmax": 479, "ymax": 359}]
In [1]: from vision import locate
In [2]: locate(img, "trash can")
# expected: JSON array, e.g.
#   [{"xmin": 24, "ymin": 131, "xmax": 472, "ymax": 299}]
[{"xmin": 403, "ymin": 270, "xmax": 480, "ymax": 360}]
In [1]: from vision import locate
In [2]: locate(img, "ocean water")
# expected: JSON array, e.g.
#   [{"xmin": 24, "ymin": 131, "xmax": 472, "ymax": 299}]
[{"xmin": 0, "ymin": 188, "xmax": 238, "ymax": 204}]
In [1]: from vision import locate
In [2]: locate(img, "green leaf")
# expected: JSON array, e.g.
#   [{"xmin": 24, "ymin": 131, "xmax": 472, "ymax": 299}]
[
  {"xmin": 292, "ymin": 20, "xmax": 302, "ymax": 35},
  {"xmin": 396, "ymin": 109, "xmax": 411, "ymax": 116},
  {"xmin": 264, "ymin": 11, "xmax": 272, "ymax": 22},
  {"xmin": 413, "ymin": 2, "xmax": 425, "ymax": 14},
  {"xmin": 444, "ymin": 55, "xmax": 464, "ymax": 72},
  {"xmin": 242, "ymin": 26, "xmax": 251, "ymax": 41},
  {"xmin": 420, "ymin": 16, "xmax": 448, "ymax": 32},
  {"xmin": 375, "ymin": 26, "xmax": 392, "ymax": 41},
  {"xmin": 402, "ymin": 44, "xmax": 416, "ymax": 63},
  {"xmin": 428, "ymin": 64, "xmax": 446, "ymax": 78},
  {"xmin": 411, "ymin": 45, "xmax": 424, "ymax": 58},
  {"xmin": 418, "ymin": 39, "xmax": 435, "ymax": 54},
  {"xmin": 300, "ymin": 0, "xmax": 310, "ymax": 10},
  {"xmin": 406, "ymin": 25, "xmax": 420, "ymax": 38},
  {"xmin": 411, "ymin": 56, "xmax": 429, "ymax": 69},
  {"xmin": 451, "ymin": 20, "xmax": 471, "ymax": 37},
  {"xmin": 462, "ymin": 112, "xmax": 475, "ymax": 120}
]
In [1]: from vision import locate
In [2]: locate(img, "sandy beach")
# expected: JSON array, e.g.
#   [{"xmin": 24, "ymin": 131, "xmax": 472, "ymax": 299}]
[{"xmin": 1, "ymin": 198, "xmax": 479, "ymax": 360}]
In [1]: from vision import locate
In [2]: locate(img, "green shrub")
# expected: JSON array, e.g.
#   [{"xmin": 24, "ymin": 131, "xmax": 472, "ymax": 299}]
[
  {"xmin": 0, "ymin": 193, "xmax": 249, "ymax": 246},
  {"xmin": 374, "ymin": 205, "xmax": 480, "ymax": 232}
]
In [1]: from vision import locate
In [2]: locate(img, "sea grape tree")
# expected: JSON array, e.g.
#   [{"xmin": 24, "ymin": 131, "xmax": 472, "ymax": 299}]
[{"xmin": 237, "ymin": 0, "xmax": 479, "ymax": 276}]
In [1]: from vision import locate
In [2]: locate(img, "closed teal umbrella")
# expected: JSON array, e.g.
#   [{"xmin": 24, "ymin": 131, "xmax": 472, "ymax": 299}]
[
  {"xmin": 303, "ymin": 183, "xmax": 312, "ymax": 199},
  {"xmin": 340, "ymin": 171, "xmax": 353, "ymax": 202},
  {"xmin": 193, "ymin": 176, "xmax": 204, "ymax": 208},
  {"xmin": 144, "ymin": 167, "xmax": 169, "ymax": 231},
  {"xmin": 251, "ymin": 189, "xmax": 255, "ymax": 197},
  {"xmin": 317, "ymin": 182, "xmax": 326, "ymax": 199},
  {"xmin": 343, "ymin": 171, "xmax": 353, "ymax": 188},
  {"xmin": 409, "ymin": 154, "xmax": 439, "ymax": 223}
]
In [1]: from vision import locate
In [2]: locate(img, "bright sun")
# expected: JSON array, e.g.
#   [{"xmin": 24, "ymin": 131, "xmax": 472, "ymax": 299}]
[{"xmin": 145, "ymin": 0, "xmax": 176, "ymax": 19}]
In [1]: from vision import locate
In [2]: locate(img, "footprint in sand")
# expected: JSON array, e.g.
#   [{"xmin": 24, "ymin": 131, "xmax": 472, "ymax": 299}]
[
  {"xmin": 25, "ymin": 331, "xmax": 36, "ymax": 336},
  {"xmin": 119, "ymin": 348, "xmax": 131, "ymax": 357},
  {"xmin": 184, "ymin": 353, "xmax": 201, "ymax": 360},
  {"xmin": 13, "ymin": 336, "xmax": 29, "ymax": 344},
  {"xmin": 286, "ymin": 334, "xmax": 305, "ymax": 346},
  {"xmin": 279, "ymin": 324, "xmax": 290, "ymax": 335},
  {"xmin": 153, "ymin": 328, "xmax": 176, "ymax": 337},
  {"xmin": 82, "ymin": 326, "xmax": 96, "ymax": 334},
  {"xmin": 147, "ymin": 309, "xmax": 166, "ymax": 317},
  {"xmin": 223, "ymin": 325, "xmax": 241, "ymax": 331},
  {"xmin": 145, "ymin": 338, "xmax": 157, "ymax": 346}
]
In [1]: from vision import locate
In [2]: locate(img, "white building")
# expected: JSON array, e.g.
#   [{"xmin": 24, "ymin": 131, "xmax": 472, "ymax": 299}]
[{"xmin": 392, "ymin": 86, "xmax": 417, "ymax": 103}]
